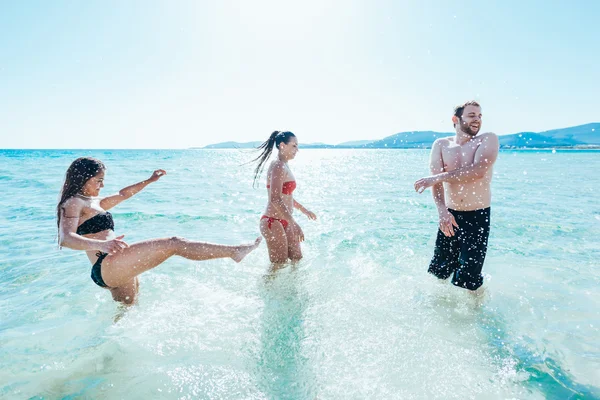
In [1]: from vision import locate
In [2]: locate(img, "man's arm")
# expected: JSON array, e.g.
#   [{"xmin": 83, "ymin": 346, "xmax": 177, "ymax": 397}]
[
  {"xmin": 415, "ymin": 133, "xmax": 499, "ymax": 191},
  {"xmin": 429, "ymin": 139, "xmax": 447, "ymax": 214},
  {"xmin": 427, "ymin": 139, "xmax": 459, "ymax": 236},
  {"xmin": 434, "ymin": 133, "xmax": 499, "ymax": 184}
]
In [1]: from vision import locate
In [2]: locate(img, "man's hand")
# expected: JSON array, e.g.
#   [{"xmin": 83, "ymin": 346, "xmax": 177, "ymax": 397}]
[
  {"xmin": 414, "ymin": 176, "xmax": 438, "ymax": 194},
  {"xmin": 438, "ymin": 209, "xmax": 459, "ymax": 237}
]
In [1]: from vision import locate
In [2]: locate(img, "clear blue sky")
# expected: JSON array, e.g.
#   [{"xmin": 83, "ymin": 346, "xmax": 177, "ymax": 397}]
[{"xmin": 1, "ymin": 0, "xmax": 598, "ymax": 148}]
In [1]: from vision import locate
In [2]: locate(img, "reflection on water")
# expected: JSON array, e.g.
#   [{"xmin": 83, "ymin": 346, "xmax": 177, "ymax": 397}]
[
  {"xmin": 255, "ymin": 263, "xmax": 317, "ymax": 399},
  {"xmin": 428, "ymin": 284, "xmax": 600, "ymax": 399},
  {"xmin": 476, "ymin": 306, "xmax": 600, "ymax": 400}
]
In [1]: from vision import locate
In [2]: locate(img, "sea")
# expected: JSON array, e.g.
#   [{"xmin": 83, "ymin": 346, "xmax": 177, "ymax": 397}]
[{"xmin": 0, "ymin": 149, "xmax": 599, "ymax": 399}]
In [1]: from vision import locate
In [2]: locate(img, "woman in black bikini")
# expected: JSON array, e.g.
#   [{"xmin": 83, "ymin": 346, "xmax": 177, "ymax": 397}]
[
  {"xmin": 252, "ymin": 131, "xmax": 317, "ymax": 264},
  {"xmin": 57, "ymin": 157, "xmax": 261, "ymax": 304}
]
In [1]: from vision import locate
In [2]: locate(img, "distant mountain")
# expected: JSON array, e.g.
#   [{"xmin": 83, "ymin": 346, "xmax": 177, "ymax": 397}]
[
  {"xmin": 498, "ymin": 123, "xmax": 600, "ymax": 147},
  {"xmin": 201, "ymin": 141, "xmax": 262, "ymax": 149},
  {"xmin": 337, "ymin": 140, "xmax": 374, "ymax": 147},
  {"xmin": 199, "ymin": 123, "xmax": 600, "ymax": 149},
  {"xmin": 365, "ymin": 131, "xmax": 452, "ymax": 148},
  {"xmin": 199, "ymin": 141, "xmax": 330, "ymax": 149},
  {"xmin": 366, "ymin": 123, "xmax": 600, "ymax": 148},
  {"xmin": 536, "ymin": 123, "xmax": 599, "ymax": 143}
]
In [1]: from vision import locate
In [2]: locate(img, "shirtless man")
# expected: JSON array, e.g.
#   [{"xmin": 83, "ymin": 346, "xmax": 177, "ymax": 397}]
[{"xmin": 414, "ymin": 101, "xmax": 499, "ymax": 292}]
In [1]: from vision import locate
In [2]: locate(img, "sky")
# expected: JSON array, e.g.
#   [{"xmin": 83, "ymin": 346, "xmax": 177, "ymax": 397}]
[{"xmin": 1, "ymin": 0, "xmax": 599, "ymax": 149}]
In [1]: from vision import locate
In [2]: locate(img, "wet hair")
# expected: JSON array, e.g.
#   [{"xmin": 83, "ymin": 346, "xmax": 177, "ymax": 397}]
[
  {"xmin": 453, "ymin": 100, "xmax": 481, "ymax": 127},
  {"xmin": 56, "ymin": 157, "xmax": 105, "ymax": 236},
  {"xmin": 252, "ymin": 131, "xmax": 296, "ymax": 186}
]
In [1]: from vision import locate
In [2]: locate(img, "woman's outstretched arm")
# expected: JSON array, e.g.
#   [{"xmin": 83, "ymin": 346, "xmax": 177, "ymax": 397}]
[{"xmin": 100, "ymin": 169, "xmax": 166, "ymax": 210}]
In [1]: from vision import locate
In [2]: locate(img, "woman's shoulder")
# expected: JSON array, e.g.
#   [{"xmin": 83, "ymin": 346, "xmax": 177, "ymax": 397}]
[
  {"xmin": 268, "ymin": 159, "xmax": 286, "ymax": 171},
  {"xmin": 61, "ymin": 196, "xmax": 88, "ymax": 211}
]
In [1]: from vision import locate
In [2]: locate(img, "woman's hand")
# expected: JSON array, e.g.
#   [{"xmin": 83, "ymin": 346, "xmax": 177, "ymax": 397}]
[
  {"xmin": 100, "ymin": 235, "xmax": 129, "ymax": 254},
  {"xmin": 148, "ymin": 169, "xmax": 167, "ymax": 182},
  {"xmin": 304, "ymin": 209, "xmax": 317, "ymax": 220},
  {"xmin": 291, "ymin": 222, "xmax": 305, "ymax": 242}
]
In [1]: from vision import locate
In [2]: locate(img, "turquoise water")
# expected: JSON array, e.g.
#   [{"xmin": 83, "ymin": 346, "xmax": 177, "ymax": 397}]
[{"xmin": 1, "ymin": 149, "xmax": 599, "ymax": 399}]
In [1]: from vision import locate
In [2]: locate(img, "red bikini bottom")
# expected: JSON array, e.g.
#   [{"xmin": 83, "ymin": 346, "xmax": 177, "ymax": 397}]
[{"xmin": 261, "ymin": 215, "xmax": 289, "ymax": 230}]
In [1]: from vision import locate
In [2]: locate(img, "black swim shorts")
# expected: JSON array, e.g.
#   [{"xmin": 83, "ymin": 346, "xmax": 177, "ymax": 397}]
[{"xmin": 428, "ymin": 207, "xmax": 490, "ymax": 291}]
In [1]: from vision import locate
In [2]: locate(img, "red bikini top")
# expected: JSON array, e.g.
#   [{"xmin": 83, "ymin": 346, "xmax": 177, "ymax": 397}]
[{"xmin": 267, "ymin": 181, "xmax": 296, "ymax": 195}]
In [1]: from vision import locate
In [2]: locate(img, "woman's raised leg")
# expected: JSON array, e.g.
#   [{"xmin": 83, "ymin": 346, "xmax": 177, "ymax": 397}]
[
  {"xmin": 110, "ymin": 278, "xmax": 138, "ymax": 305},
  {"xmin": 101, "ymin": 236, "xmax": 261, "ymax": 288}
]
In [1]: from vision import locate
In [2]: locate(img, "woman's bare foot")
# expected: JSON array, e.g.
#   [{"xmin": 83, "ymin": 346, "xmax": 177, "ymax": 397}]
[{"xmin": 232, "ymin": 237, "xmax": 262, "ymax": 263}]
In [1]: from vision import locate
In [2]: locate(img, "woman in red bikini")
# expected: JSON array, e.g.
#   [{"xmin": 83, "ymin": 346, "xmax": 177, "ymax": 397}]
[{"xmin": 252, "ymin": 131, "xmax": 317, "ymax": 263}]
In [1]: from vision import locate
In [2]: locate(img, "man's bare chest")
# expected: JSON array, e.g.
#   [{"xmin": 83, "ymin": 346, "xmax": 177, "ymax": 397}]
[{"xmin": 441, "ymin": 144, "xmax": 480, "ymax": 171}]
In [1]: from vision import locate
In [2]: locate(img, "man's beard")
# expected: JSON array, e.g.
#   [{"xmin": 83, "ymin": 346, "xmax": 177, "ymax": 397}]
[{"xmin": 459, "ymin": 117, "xmax": 480, "ymax": 136}]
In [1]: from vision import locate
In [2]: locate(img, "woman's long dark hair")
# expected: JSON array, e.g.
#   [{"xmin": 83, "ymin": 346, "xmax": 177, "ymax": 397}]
[
  {"xmin": 56, "ymin": 157, "xmax": 105, "ymax": 236},
  {"xmin": 252, "ymin": 131, "xmax": 295, "ymax": 187}
]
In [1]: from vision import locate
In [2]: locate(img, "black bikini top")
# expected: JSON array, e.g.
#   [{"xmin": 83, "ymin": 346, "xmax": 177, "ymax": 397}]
[{"xmin": 76, "ymin": 212, "xmax": 114, "ymax": 235}]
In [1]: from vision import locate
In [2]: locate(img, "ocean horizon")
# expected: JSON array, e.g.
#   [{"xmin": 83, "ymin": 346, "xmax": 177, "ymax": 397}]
[{"xmin": 1, "ymin": 149, "xmax": 599, "ymax": 399}]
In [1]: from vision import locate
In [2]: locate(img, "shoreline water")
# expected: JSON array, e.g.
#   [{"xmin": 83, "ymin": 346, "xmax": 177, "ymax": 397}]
[{"xmin": 1, "ymin": 149, "xmax": 598, "ymax": 398}]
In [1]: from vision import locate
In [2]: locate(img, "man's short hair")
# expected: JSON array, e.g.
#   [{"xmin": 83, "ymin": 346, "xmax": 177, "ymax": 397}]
[{"xmin": 454, "ymin": 100, "xmax": 481, "ymax": 119}]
